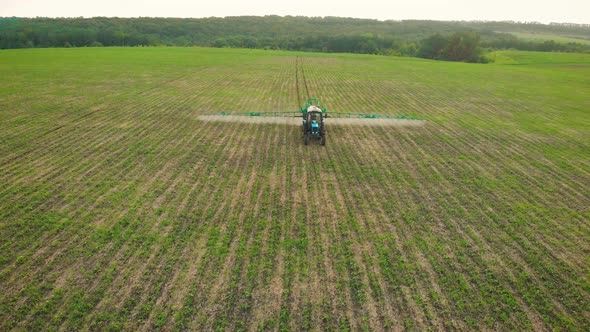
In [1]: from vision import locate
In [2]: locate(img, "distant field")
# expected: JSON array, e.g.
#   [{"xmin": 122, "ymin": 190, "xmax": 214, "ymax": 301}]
[
  {"xmin": 508, "ymin": 31, "xmax": 590, "ymax": 45},
  {"xmin": 491, "ymin": 50, "xmax": 590, "ymax": 66},
  {"xmin": 0, "ymin": 47, "xmax": 589, "ymax": 330}
]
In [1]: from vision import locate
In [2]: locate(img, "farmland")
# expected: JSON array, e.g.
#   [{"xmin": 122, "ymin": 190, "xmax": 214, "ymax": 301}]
[
  {"xmin": 507, "ymin": 32, "xmax": 590, "ymax": 45},
  {"xmin": 0, "ymin": 47, "xmax": 589, "ymax": 330}
]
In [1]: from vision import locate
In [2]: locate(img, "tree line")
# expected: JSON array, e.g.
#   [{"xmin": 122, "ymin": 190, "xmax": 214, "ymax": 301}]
[{"xmin": 1, "ymin": 16, "xmax": 589, "ymax": 62}]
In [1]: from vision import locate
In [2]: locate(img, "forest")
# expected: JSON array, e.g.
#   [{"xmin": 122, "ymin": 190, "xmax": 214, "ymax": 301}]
[{"xmin": 1, "ymin": 16, "xmax": 589, "ymax": 61}]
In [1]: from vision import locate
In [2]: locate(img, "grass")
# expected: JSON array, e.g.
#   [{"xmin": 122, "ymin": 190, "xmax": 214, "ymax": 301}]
[
  {"xmin": 0, "ymin": 47, "xmax": 589, "ymax": 330},
  {"xmin": 492, "ymin": 49, "xmax": 590, "ymax": 65}
]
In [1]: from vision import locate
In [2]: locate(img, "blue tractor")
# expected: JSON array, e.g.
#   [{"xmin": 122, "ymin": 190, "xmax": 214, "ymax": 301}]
[{"xmin": 301, "ymin": 98, "xmax": 326, "ymax": 146}]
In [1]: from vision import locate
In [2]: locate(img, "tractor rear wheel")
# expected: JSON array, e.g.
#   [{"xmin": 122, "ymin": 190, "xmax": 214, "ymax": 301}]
[
  {"xmin": 320, "ymin": 135, "xmax": 326, "ymax": 146},
  {"xmin": 304, "ymin": 133, "xmax": 309, "ymax": 145}
]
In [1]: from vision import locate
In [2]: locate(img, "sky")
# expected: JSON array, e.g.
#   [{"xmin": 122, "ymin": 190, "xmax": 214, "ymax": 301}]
[{"xmin": 1, "ymin": 0, "xmax": 589, "ymax": 24}]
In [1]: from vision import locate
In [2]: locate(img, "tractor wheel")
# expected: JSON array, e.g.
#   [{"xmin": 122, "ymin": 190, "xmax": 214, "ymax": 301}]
[
  {"xmin": 320, "ymin": 135, "xmax": 326, "ymax": 146},
  {"xmin": 304, "ymin": 133, "xmax": 309, "ymax": 145}
]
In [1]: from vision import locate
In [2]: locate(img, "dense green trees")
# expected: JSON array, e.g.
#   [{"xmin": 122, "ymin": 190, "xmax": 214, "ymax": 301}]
[
  {"xmin": 418, "ymin": 34, "xmax": 448, "ymax": 59},
  {"xmin": 418, "ymin": 32, "xmax": 485, "ymax": 62},
  {"xmin": 1, "ymin": 16, "xmax": 588, "ymax": 60}
]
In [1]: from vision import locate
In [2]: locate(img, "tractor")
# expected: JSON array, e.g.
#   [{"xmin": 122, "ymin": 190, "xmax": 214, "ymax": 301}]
[{"xmin": 301, "ymin": 98, "xmax": 326, "ymax": 146}]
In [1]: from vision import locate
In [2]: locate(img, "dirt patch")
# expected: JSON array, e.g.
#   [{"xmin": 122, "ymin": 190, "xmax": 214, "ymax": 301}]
[{"xmin": 197, "ymin": 115, "xmax": 426, "ymax": 127}]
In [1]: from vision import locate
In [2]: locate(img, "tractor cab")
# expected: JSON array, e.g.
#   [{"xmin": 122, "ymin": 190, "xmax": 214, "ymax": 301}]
[
  {"xmin": 309, "ymin": 112, "xmax": 321, "ymax": 135},
  {"xmin": 311, "ymin": 118, "xmax": 320, "ymax": 134}
]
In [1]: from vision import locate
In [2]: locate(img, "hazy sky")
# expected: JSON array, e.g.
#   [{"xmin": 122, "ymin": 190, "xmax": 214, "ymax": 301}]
[{"xmin": 1, "ymin": 0, "xmax": 589, "ymax": 24}]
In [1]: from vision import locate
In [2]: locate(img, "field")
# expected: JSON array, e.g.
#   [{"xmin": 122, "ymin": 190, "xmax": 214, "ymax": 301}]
[
  {"xmin": 0, "ymin": 47, "xmax": 589, "ymax": 331},
  {"xmin": 507, "ymin": 32, "xmax": 590, "ymax": 45}
]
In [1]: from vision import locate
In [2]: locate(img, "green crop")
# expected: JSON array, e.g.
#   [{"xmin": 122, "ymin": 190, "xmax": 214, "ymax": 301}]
[{"xmin": 0, "ymin": 47, "xmax": 588, "ymax": 330}]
